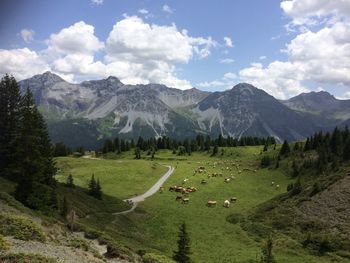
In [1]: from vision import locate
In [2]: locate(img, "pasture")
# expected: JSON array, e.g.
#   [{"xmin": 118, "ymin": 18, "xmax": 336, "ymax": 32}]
[{"xmin": 55, "ymin": 147, "xmax": 345, "ymax": 263}]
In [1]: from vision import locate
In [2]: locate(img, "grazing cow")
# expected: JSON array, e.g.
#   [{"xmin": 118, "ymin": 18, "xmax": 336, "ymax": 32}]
[
  {"xmin": 275, "ymin": 184, "xmax": 280, "ymax": 189},
  {"xmin": 182, "ymin": 198, "xmax": 190, "ymax": 204},
  {"xmin": 176, "ymin": 196, "xmax": 183, "ymax": 201},
  {"xmin": 159, "ymin": 186, "xmax": 164, "ymax": 193},
  {"xmin": 224, "ymin": 200, "xmax": 230, "ymax": 208},
  {"xmin": 182, "ymin": 178, "xmax": 189, "ymax": 185},
  {"xmin": 175, "ymin": 186, "xmax": 184, "ymax": 192},
  {"xmin": 207, "ymin": 200, "xmax": 217, "ymax": 207},
  {"xmin": 271, "ymin": 181, "xmax": 275, "ymax": 186},
  {"xmin": 169, "ymin": 186, "xmax": 175, "ymax": 192},
  {"xmin": 230, "ymin": 197, "xmax": 237, "ymax": 202},
  {"xmin": 224, "ymin": 178, "xmax": 230, "ymax": 183},
  {"xmin": 201, "ymin": 179, "xmax": 207, "ymax": 184},
  {"xmin": 230, "ymin": 176, "xmax": 236, "ymax": 180}
]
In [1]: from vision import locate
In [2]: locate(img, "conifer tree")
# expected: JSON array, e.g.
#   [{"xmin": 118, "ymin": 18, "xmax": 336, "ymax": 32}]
[
  {"xmin": 279, "ymin": 140, "xmax": 290, "ymax": 156},
  {"xmin": 61, "ymin": 196, "xmax": 69, "ymax": 217},
  {"xmin": 95, "ymin": 179, "xmax": 102, "ymax": 199},
  {"xmin": 0, "ymin": 75, "xmax": 21, "ymax": 179},
  {"xmin": 173, "ymin": 223, "xmax": 192, "ymax": 263},
  {"xmin": 14, "ymin": 88, "xmax": 57, "ymax": 210},
  {"xmin": 66, "ymin": 174, "xmax": 75, "ymax": 188},
  {"xmin": 88, "ymin": 174, "xmax": 97, "ymax": 196}
]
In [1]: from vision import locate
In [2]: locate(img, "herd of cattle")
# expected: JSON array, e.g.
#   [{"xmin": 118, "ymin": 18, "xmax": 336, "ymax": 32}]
[{"xmin": 160, "ymin": 161, "xmax": 280, "ymax": 208}]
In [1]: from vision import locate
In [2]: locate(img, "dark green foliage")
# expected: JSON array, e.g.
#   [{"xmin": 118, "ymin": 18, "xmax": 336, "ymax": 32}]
[
  {"xmin": 177, "ymin": 146, "xmax": 186, "ymax": 156},
  {"xmin": 88, "ymin": 174, "xmax": 102, "ymax": 199},
  {"xmin": 61, "ymin": 196, "xmax": 69, "ymax": 217},
  {"xmin": 11, "ymin": 88, "xmax": 57, "ymax": 210},
  {"xmin": 101, "ymin": 134, "xmax": 276, "ymax": 155},
  {"xmin": 53, "ymin": 142, "xmax": 71, "ymax": 157},
  {"xmin": 134, "ymin": 147, "xmax": 141, "ymax": 159},
  {"xmin": 287, "ymin": 177, "xmax": 302, "ymax": 196},
  {"xmin": 0, "ymin": 75, "xmax": 22, "ymax": 180},
  {"xmin": 66, "ymin": 174, "xmax": 75, "ymax": 188},
  {"xmin": 211, "ymin": 144, "xmax": 218, "ymax": 156},
  {"xmin": 260, "ymin": 235, "xmax": 276, "ymax": 263},
  {"xmin": 173, "ymin": 223, "xmax": 192, "ymax": 263},
  {"xmin": 261, "ymin": 155, "xmax": 271, "ymax": 168},
  {"xmin": 279, "ymin": 140, "xmax": 290, "ymax": 156}
]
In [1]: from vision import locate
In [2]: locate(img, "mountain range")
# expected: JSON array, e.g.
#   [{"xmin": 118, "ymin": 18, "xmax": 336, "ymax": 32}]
[{"xmin": 18, "ymin": 72, "xmax": 350, "ymax": 148}]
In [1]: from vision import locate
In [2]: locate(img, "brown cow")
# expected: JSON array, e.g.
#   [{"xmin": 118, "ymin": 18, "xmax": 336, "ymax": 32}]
[
  {"xmin": 175, "ymin": 196, "xmax": 183, "ymax": 201},
  {"xmin": 230, "ymin": 197, "xmax": 237, "ymax": 202},
  {"xmin": 201, "ymin": 179, "xmax": 207, "ymax": 184}
]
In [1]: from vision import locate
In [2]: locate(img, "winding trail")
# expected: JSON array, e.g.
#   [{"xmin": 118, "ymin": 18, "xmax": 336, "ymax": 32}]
[{"xmin": 113, "ymin": 165, "xmax": 174, "ymax": 215}]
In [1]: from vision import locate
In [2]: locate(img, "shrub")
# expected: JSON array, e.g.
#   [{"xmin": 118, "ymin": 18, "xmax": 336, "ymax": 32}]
[
  {"xmin": 68, "ymin": 237, "xmax": 90, "ymax": 251},
  {"xmin": 105, "ymin": 241, "xmax": 134, "ymax": 260},
  {"xmin": 0, "ymin": 234, "xmax": 10, "ymax": 251},
  {"xmin": 0, "ymin": 213, "xmax": 46, "ymax": 242},
  {"xmin": 0, "ymin": 253, "xmax": 57, "ymax": 263}
]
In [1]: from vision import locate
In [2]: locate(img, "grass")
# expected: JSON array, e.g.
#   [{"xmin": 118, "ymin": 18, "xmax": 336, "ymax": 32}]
[
  {"xmin": 2, "ymin": 145, "xmax": 349, "ymax": 262},
  {"xmin": 55, "ymin": 157, "xmax": 167, "ymax": 199}
]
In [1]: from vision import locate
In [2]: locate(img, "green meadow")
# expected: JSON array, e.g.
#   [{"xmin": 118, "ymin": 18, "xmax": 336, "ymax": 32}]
[{"xmin": 54, "ymin": 146, "xmax": 350, "ymax": 263}]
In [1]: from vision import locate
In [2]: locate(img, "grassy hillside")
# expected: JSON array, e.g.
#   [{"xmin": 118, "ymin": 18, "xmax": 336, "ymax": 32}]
[
  {"xmin": 2, "ymin": 144, "xmax": 350, "ymax": 262},
  {"xmin": 52, "ymin": 146, "xmax": 350, "ymax": 262}
]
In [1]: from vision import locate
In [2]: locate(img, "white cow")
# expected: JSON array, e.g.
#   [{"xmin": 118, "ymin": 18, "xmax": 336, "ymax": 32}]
[{"xmin": 224, "ymin": 200, "xmax": 230, "ymax": 208}]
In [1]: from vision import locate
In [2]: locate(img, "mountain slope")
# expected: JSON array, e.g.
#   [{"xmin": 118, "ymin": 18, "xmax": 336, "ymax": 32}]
[
  {"xmin": 281, "ymin": 91, "xmax": 350, "ymax": 121},
  {"xmin": 193, "ymin": 83, "xmax": 317, "ymax": 141},
  {"xmin": 18, "ymin": 72, "xmax": 344, "ymax": 147}
]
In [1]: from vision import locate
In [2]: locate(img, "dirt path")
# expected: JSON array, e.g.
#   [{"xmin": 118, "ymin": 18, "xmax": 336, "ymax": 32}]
[{"xmin": 114, "ymin": 165, "xmax": 174, "ymax": 215}]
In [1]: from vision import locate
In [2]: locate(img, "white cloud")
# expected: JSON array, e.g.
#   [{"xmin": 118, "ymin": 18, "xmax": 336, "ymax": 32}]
[
  {"xmin": 281, "ymin": 0, "xmax": 350, "ymax": 31},
  {"xmin": 47, "ymin": 21, "xmax": 104, "ymax": 55},
  {"xmin": 259, "ymin": 56, "xmax": 267, "ymax": 60},
  {"xmin": 0, "ymin": 48, "xmax": 49, "ymax": 80},
  {"xmin": 138, "ymin": 9, "xmax": 149, "ymax": 14},
  {"xmin": 220, "ymin": 58, "xmax": 235, "ymax": 64},
  {"xmin": 19, "ymin": 29, "xmax": 35, "ymax": 43},
  {"xmin": 162, "ymin": 4, "xmax": 174, "ymax": 14},
  {"xmin": 340, "ymin": 91, "xmax": 350, "ymax": 100},
  {"xmin": 90, "ymin": 0, "xmax": 103, "ymax": 5},
  {"xmin": 238, "ymin": 1, "xmax": 350, "ymax": 99},
  {"xmin": 0, "ymin": 17, "xmax": 217, "ymax": 89},
  {"xmin": 105, "ymin": 16, "xmax": 216, "ymax": 89},
  {"xmin": 197, "ymin": 72, "xmax": 237, "ymax": 90},
  {"xmin": 223, "ymin": 36, "xmax": 233, "ymax": 48}
]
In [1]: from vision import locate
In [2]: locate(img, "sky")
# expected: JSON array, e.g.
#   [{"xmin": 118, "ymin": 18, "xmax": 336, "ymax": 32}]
[{"xmin": 0, "ymin": 0, "xmax": 349, "ymax": 99}]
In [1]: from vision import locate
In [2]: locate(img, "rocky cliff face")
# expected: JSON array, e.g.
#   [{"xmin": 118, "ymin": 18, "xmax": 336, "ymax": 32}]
[{"xmin": 19, "ymin": 72, "xmax": 341, "ymax": 147}]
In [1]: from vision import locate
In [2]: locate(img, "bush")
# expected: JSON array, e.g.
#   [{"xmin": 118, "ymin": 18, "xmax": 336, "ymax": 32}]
[
  {"xmin": 0, "ymin": 213, "xmax": 46, "ymax": 242},
  {"xmin": 68, "ymin": 237, "xmax": 90, "ymax": 251},
  {"xmin": 0, "ymin": 253, "xmax": 57, "ymax": 263},
  {"xmin": 143, "ymin": 252, "xmax": 176, "ymax": 263},
  {"xmin": 105, "ymin": 241, "xmax": 134, "ymax": 260},
  {"xmin": 0, "ymin": 234, "xmax": 10, "ymax": 251}
]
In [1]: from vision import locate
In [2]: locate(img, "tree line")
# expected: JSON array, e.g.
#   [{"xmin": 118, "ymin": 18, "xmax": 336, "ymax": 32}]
[{"xmin": 101, "ymin": 134, "xmax": 276, "ymax": 156}]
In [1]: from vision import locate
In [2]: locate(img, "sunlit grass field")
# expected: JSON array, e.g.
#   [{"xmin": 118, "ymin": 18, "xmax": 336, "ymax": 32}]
[{"xmin": 54, "ymin": 147, "xmax": 349, "ymax": 263}]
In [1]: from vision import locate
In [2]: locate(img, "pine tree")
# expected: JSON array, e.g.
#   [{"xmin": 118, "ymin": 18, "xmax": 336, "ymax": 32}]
[
  {"xmin": 66, "ymin": 174, "xmax": 75, "ymax": 188},
  {"xmin": 88, "ymin": 174, "xmax": 97, "ymax": 195},
  {"xmin": 61, "ymin": 196, "xmax": 69, "ymax": 217},
  {"xmin": 211, "ymin": 145, "xmax": 218, "ymax": 156},
  {"xmin": 0, "ymin": 75, "xmax": 22, "ymax": 179},
  {"xmin": 260, "ymin": 235, "xmax": 276, "ymax": 263},
  {"xmin": 134, "ymin": 147, "xmax": 141, "ymax": 159},
  {"xmin": 279, "ymin": 140, "xmax": 290, "ymax": 156},
  {"xmin": 13, "ymin": 89, "xmax": 57, "ymax": 210},
  {"xmin": 173, "ymin": 223, "xmax": 192, "ymax": 263},
  {"xmin": 95, "ymin": 179, "xmax": 102, "ymax": 199}
]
